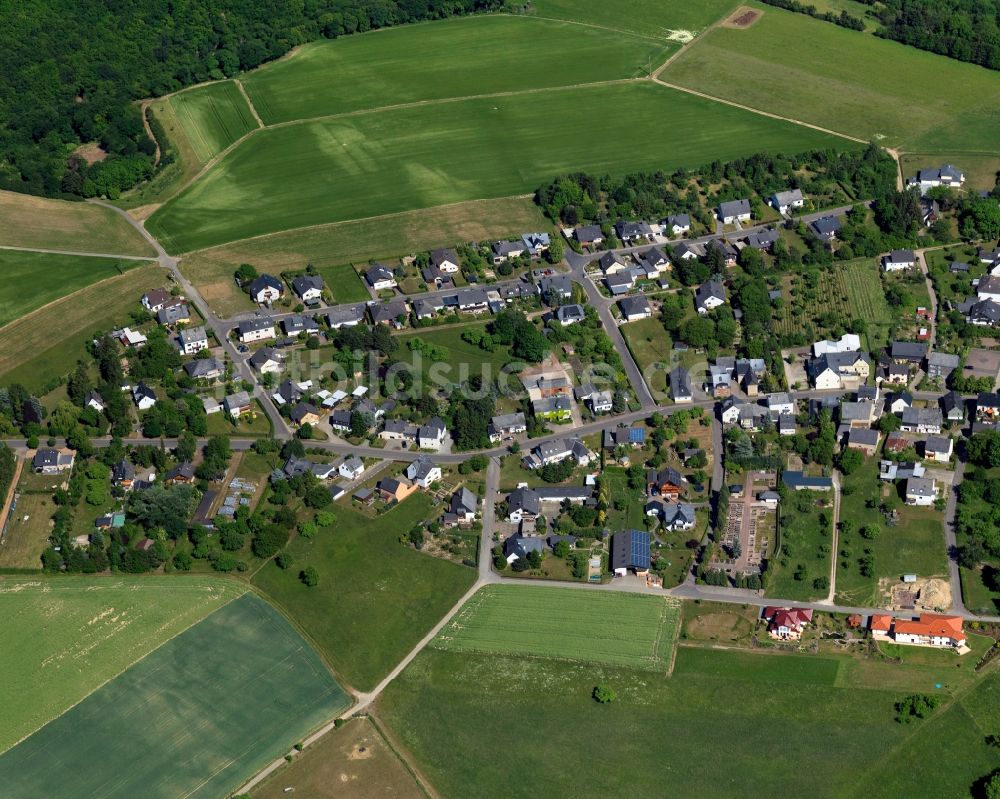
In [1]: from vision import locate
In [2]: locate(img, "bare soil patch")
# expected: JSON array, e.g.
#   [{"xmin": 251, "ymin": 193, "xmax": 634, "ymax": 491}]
[
  {"xmin": 723, "ymin": 6, "xmax": 762, "ymax": 28},
  {"xmin": 72, "ymin": 142, "xmax": 107, "ymax": 165}
]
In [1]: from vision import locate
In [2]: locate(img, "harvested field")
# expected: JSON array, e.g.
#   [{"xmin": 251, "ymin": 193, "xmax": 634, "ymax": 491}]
[
  {"xmin": 434, "ymin": 584, "xmax": 680, "ymax": 671},
  {"xmin": 0, "ymin": 593, "xmax": 349, "ymax": 799},
  {"xmin": 0, "ymin": 576, "xmax": 244, "ymax": 754},
  {"xmin": 0, "ymin": 190, "xmax": 155, "ymax": 256},
  {"xmin": 0, "ymin": 262, "xmax": 163, "ymax": 390},
  {"xmin": 252, "ymin": 717, "xmax": 424, "ymax": 799}
]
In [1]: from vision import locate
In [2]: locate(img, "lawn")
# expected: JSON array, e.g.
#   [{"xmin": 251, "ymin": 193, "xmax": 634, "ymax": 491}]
[
  {"xmin": 0, "ymin": 470, "xmax": 66, "ymax": 569},
  {"xmin": 242, "ymin": 15, "xmax": 674, "ymax": 124},
  {"xmin": 900, "ymin": 152, "xmax": 1000, "ymax": 193},
  {"xmin": 663, "ymin": 1, "xmax": 1000, "ymax": 151},
  {"xmin": 0, "ymin": 593, "xmax": 348, "ymax": 799},
  {"xmin": 0, "ymin": 189, "xmax": 155, "ymax": 256},
  {"xmin": 252, "ymin": 717, "xmax": 424, "ymax": 799},
  {"xmin": 434, "ymin": 584, "xmax": 679, "ymax": 671},
  {"xmin": 527, "ymin": 0, "xmax": 740, "ymax": 36},
  {"xmin": 0, "ymin": 263, "xmax": 164, "ymax": 391},
  {"xmin": 0, "ymin": 575, "xmax": 244, "ymax": 754},
  {"xmin": 147, "ymin": 81, "xmax": 852, "ymax": 253},
  {"xmin": 680, "ymin": 600, "xmax": 758, "ymax": 643},
  {"xmin": 205, "ymin": 400, "xmax": 273, "ymax": 436},
  {"xmin": 0, "ymin": 250, "xmax": 142, "ymax": 328},
  {"xmin": 765, "ymin": 489, "xmax": 833, "ymax": 602},
  {"xmin": 377, "ymin": 644, "xmax": 924, "ymax": 799},
  {"xmin": 177, "ymin": 197, "xmax": 545, "ymax": 316},
  {"xmin": 396, "ymin": 324, "xmax": 514, "ymax": 393},
  {"xmin": 166, "ymin": 79, "xmax": 258, "ymax": 162},
  {"xmin": 620, "ymin": 315, "xmax": 674, "ymax": 395},
  {"xmin": 252, "ymin": 494, "xmax": 475, "ymax": 691},
  {"xmin": 835, "ymin": 459, "xmax": 948, "ymax": 607}
]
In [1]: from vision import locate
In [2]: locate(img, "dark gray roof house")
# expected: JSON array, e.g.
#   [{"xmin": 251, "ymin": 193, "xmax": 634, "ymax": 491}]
[
  {"xmin": 369, "ymin": 298, "xmax": 409, "ymax": 325},
  {"xmin": 718, "ymin": 198, "xmax": 751, "ymax": 221},
  {"xmin": 610, "ymin": 529, "xmax": 650, "ymax": 573},
  {"xmin": 326, "ymin": 303, "xmax": 367, "ymax": 328},
  {"xmin": 248, "ymin": 274, "xmax": 283, "ymax": 300},
  {"xmin": 291, "ymin": 274, "xmax": 325, "ymax": 300},
  {"xmin": 809, "ymin": 215, "xmax": 842, "ymax": 241},
  {"xmin": 890, "ymin": 341, "xmax": 928, "ymax": 363}
]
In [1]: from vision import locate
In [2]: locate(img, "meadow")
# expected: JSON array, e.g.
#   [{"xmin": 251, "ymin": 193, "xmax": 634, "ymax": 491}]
[
  {"xmin": 166, "ymin": 79, "xmax": 258, "ymax": 162},
  {"xmin": 662, "ymin": 2, "xmax": 1000, "ymax": 151},
  {"xmin": 0, "ymin": 190, "xmax": 154, "ymax": 256},
  {"xmin": 766, "ymin": 489, "xmax": 833, "ymax": 601},
  {"xmin": 0, "ymin": 470, "xmax": 64, "ymax": 569},
  {"xmin": 0, "ymin": 593, "xmax": 348, "ymax": 799},
  {"xmin": 0, "ymin": 250, "xmax": 142, "ymax": 328},
  {"xmin": 835, "ymin": 459, "xmax": 948, "ymax": 607},
  {"xmin": 0, "ymin": 575, "xmax": 244, "ymax": 753},
  {"xmin": 527, "ymin": 0, "xmax": 740, "ymax": 37},
  {"xmin": 253, "ymin": 717, "xmax": 424, "ymax": 799},
  {"xmin": 252, "ymin": 494, "xmax": 475, "ymax": 691},
  {"xmin": 434, "ymin": 585, "xmax": 679, "ymax": 671},
  {"xmin": 377, "ymin": 642, "xmax": 989, "ymax": 799},
  {"xmin": 147, "ymin": 81, "xmax": 852, "ymax": 253},
  {"xmin": 396, "ymin": 324, "xmax": 515, "ymax": 390},
  {"xmin": 0, "ymin": 262, "xmax": 164, "ymax": 390},
  {"xmin": 242, "ymin": 15, "xmax": 674, "ymax": 124},
  {"xmin": 178, "ymin": 197, "xmax": 544, "ymax": 316}
]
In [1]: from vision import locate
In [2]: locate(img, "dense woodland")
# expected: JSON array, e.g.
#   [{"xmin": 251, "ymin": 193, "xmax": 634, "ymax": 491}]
[{"xmin": 0, "ymin": 0, "xmax": 501, "ymax": 198}]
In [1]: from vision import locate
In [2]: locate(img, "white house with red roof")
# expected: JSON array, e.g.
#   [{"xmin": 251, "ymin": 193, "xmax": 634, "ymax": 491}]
[
  {"xmin": 869, "ymin": 613, "xmax": 967, "ymax": 652},
  {"xmin": 762, "ymin": 606, "xmax": 814, "ymax": 641}
]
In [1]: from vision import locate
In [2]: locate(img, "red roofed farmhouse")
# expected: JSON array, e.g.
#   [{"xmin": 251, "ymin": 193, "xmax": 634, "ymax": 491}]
[
  {"xmin": 869, "ymin": 613, "xmax": 967, "ymax": 652},
  {"xmin": 762, "ymin": 606, "xmax": 814, "ymax": 640}
]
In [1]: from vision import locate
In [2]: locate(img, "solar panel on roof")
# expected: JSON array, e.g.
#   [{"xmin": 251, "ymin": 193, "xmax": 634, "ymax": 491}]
[
  {"xmin": 628, "ymin": 428, "xmax": 645, "ymax": 443},
  {"xmin": 630, "ymin": 530, "xmax": 650, "ymax": 568}
]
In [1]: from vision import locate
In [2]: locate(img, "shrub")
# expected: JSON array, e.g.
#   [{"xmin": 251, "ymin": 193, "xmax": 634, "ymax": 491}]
[{"xmin": 593, "ymin": 684, "xmax": 616, "ymax": 704}]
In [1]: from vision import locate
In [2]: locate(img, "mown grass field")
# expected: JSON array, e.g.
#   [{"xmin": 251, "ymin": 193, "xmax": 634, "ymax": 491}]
[
  {"xmin": 663, "ymin": 2, "xmax": 1000, "ymax": 151},
  {"xmin": 620, "ymin": 315, "xmax": 674, "ymax": 394},
  {"xmin": 0, "ymin": 576, "xmax": 244, "ymax": 754},
  {"xmin": 0, "ymin": 190, "xmax": 155, "ymax": 256},
  {"xmin": 527, "ymin": 0, "xmax": 739, "ymax": 36},
  {"xmin": 0, "ymin": 593, "xmax": 348, "ymax": 799},
  {"xmin": 253, "ymin": 494, "xmax": 475, "ymax": 691},
  {"xmin": 0, "ymin": 470, "xmax": 64, "ymax": 569},
  {"xmin": 253, "ymin": 717, "xmax": 424, "ymax": 799},
  {"xmin": 147, "ymin": 81, "xmax": 852, "ymax": 253},
  {"xmin": 378, "ymin": 642, "xmax": 989, "ymax": 799},
  {"xmin": 0, "ymin": 250, "xmax": 141, "ymax": 328},
  {"xmin": 0, "ymin": 262, "xmax": 163, "ymax": 390},
  {"xmin": 396, "ymin": 324, "xmax": 515, "ymax": 391},
  {"xmin": 167, "ymin": 79, "xmax": 258, "ymax": 162},
  {"xmin": 243, "ymin": 15, "xmax": 674, "ymax": 124},
  {"xmin": 435, "ymin": 585, "xmax": 679, "ymax": 671},
  {"xmin": 178, "ymin": 197, "xmax": 544, "ymax": 316}
]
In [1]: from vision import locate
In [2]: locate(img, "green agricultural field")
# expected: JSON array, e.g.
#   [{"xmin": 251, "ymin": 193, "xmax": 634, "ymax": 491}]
[
  {"xmin": 0, "ymin": 190, "xmax": 155, "ymax": 256},
  {"xmin": 253, "ymin": 494, "xmax": 475, "ymax": 691},
  {"xmin": 177, "ymin": 197, "xmax": 545, "ymax": 316},
  {"xmin": 766, "ymin": 489, "xmax": 833, "ymax": 601},
  {"xmin": 435, "ymin": 585, "xmax": 679, "ymax": 671},
  {"xmin": 396, "ymin": 324, "xmax": 514, "ymax": 391},
  {"xmin": 0, "ymin": 250, "xmax": 141, "ymax": 328},
  {"xmin": 147, "ymin": 81, "xmax": 852, "ymax": 253},
  {"xmin": 527, "ymin": 0, "xmax": 739, "ymax": 37},
  {"xmin": 167, "ymin": 80, "xmax": 258, "ymax": 162},
  {"xmin": 663, "ymin": 2, "xmax": 1000, "ymax": 151},
  {"xmin": 243, "ymin": 16, "xmax": 674, "ymax": 124},
  {"xmin": 0, "ymin": 576, "xmax": 244, "ymax": 754},
  {"xmin": 835, "ymin": 459, "xmax": 948, "ymax": 607},
  {"xmin": 378, "ymin": 644, "xmax": 942, "ymax": 799},
  {"xmin": 0, "ymin": 593, "xmax": 348, "ymax": 799},
  {"xmin": 0, "ymin": 262, "xmax": 164, "ymax": 390}
]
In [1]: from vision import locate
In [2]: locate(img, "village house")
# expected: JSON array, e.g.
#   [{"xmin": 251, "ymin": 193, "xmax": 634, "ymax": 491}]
[
  {"xmin": 783, "ymin": 471, "xmax": 833, "ymax": 491},
  {"xmin": 365, "ymin": 263, "xmax": 397, "ymax": 291},
  {"xmin": 647, "ymin": 467, "xmax": 685, "ymax": 501},
  {"xmin": 488, "ymin": 412, "xmax": 527, "ymax": 442},
  {"xmin": 812, "ymin": 333, "xmax": 861, "ymax": 357},
  {"xmin": 444, "ymin": 487, "xmax": 478, "ymax": 527},
  {"xmin": 523, "ymin": 437, "xmax": 592, "ymax": 470},
  {"xmin": 555, "ymin": 304, "xmax": 586, "ymax": 326},
  {"xmin": 900, "ymin": 407, "xmax": 943, "ymax": 434},
  {"xmin": 418, "ymin": 416, "xmax": 448, "ymax": 450},
  {"xmin": 289, "ymin": 402, "xmax": 321, "ymax": 427},
  {"xmin": 326, "ymin": 303, "xmax": 367, "ymax": 329},
  {"xmin": 610, "ymin": 529, "xmax": 650, "ymax": 576},
  {"xmin": 615, "ymin": 220, "xmax": 654, "ymax": 244},
  {"xmin": 521, "ymin": 232, "xmax": 551, "ymax": 257},
  {"xmin": 574, "ymin": 225, "xmax": 604, "ymax": 248},
  {"xmin": 670, "ymin": 366, "xmax": 693, "ymax": 403},
  {"xmin": 430, "ymin": 248, "xmax": 461, "ymax": 274},
  {"xmin": 248, "ymin": 274, "xmax": 283, "ymax": 304},
  {"xmin": 84, "ymin": 390, "xmax": 105, "ymax": 413},
  {"xmin": 32, "ymin": 448, "xmax": 74, "ymax": 474},
  {"xmin": 178, "ymin": 326, "xmax": 209, "ymax": 355},
  {"xmin": 665, "ymin": 214, "xmax": 691, "ymax": 235},
  {"xmin": 237, "ymin": 317, "xmax": 276, "ymax": 344},
  {"xmin": 847, "ymin": 428, "xmax": 880, "ymax": 456},
  {"xmin": 809, "ymin": 215, "xmax": 842, "ymax": 242},
  {"xmin": 718, "ymin": 198, "xmax": 752, "ymax": 224},
  {"xmin": 905, "ymin": 476, "xmax": 938, "ymax": 506},
  {"xmin": 329, "ymin": 410, "xmax": 352, "ymax": 433},
  {"xmin": 377, "ymin": 476, "xmax": 418, "ymax": 504},
  {"xmin": 940, "ymin": 391, "xmax": 965, "ymax": 422},
  {"xmin": 618, "ymin": 295, "xmax": 652, "ymax": 322},
  {"xmin": 381, "ymin": 419, "xmax": 419, "ymax": 444},
  {"xmin": 882, "ymin": 249, "xmax": 916, "ymax": 272},
  {"xmin": 406, "ymin": 455, "xmax": 442, "ymax": 488},
  {"xmin": 132, "ymin": 383, "xmax": 156, "ymax": 410},
  {"xmin": 282, "ymin": 314, "xmax": 320, "ymax": 336},
  {"xmin": 770, "ymin": 189, "xmax": 804, "ymax": 215},
  {"xmin": 574, "ymin": 384, "xmax": 613, "ymax": 414},
  {"xmin": 646, "ymin": 501, "xmax": 696, "ymax": 531},
  {"xmin": 673, "ymin": 241, "xmax": 706, "ymax": 261},
  {"xmin": 491, "ymin": 239, "xmax": 526, "ymax": 264},
  {"xmin": 291, "ymin": 274, "xmax": 325, "ymax": 304},
  {"xmin": 967, "ymin": 299, "xmax": 1000, "ymax": 327},
  {"xmin": 224, "ymin": 390, "xmax": 252, "ymax": 418},
  {"xmin": 762, "ymin": 607, "xmax": 814, "ymax": 641},
  {"xmin": 249, "ymin": 346, "xmax": 285, "ymax": 374},
  {"xmin": 184, "ymin": 357, "xmax": 224, "ymax": 381},
  {"xmin": 924, "ymin": 435, "xmax": 953, "ymax": 463},
  {"xmin": 907, "ymin": 164, "xmax": 965, "ymax": 194},
  {"xmin": 695, "ymin": 280, "xmax": 726, "ymax": 314},
  {"xmin": 807, "ymin": 351, "xmax": 870, "ymax": 390},
  {"xmin": 165, "ymin": 462, "xmax": 195, "ymax": 485},
  {"xmin": 978, "ymin": 276, "xmax": 1000, "ymax": 303},
  {"xmin": 339, "ymin": 456, "xmax": 365, "ymax": 480},
  {"xmin": 141, "ymin": 288, "xmax": 173, "ymax": 313},
  {"xmin": 157, "ymin": 300, "xmax": 190, "ymax": 325},
  {"xmin": 870, "ymin": 613, "xmax": 966, "ymax": 650},
  {"xmin": 977, "ymin": 392, "xmax": 1000, "ymax": 422},
  {"xmin": 532, "ymin": 395, "xmax": 572, "ymax": 422},
  {"xmin": 112, "ymin": 459, "xmax": 136, "ymax": 489},
  {"xmin": 539, "ymin": 275, "xmax": 574, "ymax": 304},
  {"xmin": 369, "ymin": 298, "xmax": 409, "ymax": 326}
]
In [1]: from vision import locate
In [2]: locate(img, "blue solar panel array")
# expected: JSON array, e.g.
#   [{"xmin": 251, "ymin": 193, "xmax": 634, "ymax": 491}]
[
  {"xmin": 630, "ymin": 530, "xmax": 650, "ymax": 569},
  {"xmin": 628, "ymin": 427, "xmax": 646, "ymax": 444}
]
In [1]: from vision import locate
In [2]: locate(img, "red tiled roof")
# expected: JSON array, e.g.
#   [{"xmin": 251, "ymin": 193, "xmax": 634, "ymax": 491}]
[
  {"xmin": 894, "ymin": 613, "xmax": 965, "ymax": 642},
  {"xmin": 765, "ymin": 607, "xmax": 813, "ymax": 632},
  {"xmin": 869, "ymin": 614, "xmax": 893, "ymax": 632}
]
